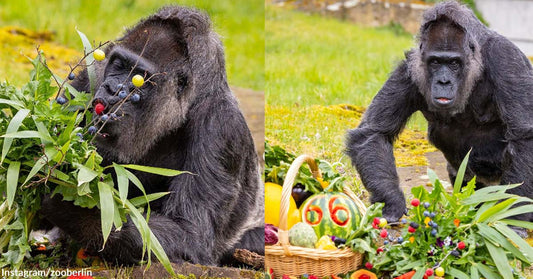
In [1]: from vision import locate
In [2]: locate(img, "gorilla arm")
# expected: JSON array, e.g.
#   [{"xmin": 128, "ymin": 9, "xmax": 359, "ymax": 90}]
[
  {"xmin": 487, "ymin": 37, "xmax": 533, "ymax": 221},
  {"xmin": 346, "ymin": 61, "xmax": 422, "ymax": 221}
]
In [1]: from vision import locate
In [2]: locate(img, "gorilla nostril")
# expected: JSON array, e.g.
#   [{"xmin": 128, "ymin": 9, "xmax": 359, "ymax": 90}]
[{"xmin": 438, "ymin": 80, "xmax": 451, "ymax": 85}]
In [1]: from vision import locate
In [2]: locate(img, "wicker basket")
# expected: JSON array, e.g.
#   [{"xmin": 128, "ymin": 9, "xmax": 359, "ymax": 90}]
[{"xmin": 265, "ymin": 155, "xmax": 366, "ymax": 278}]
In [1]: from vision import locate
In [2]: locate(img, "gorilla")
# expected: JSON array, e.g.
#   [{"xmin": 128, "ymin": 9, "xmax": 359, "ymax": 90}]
[
  {"xmin": 346, "ymin": 1, "xmax": 533, "ymax": 222},
  {"xmin": 41, "ymin": 6, "xmax": 264, "ymax": 266}
]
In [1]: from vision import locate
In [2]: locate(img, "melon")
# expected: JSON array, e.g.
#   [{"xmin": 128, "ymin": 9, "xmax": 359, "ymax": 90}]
[{"xmin": 301, "ymin": 192, "xmax": 361, "ymax": 238}]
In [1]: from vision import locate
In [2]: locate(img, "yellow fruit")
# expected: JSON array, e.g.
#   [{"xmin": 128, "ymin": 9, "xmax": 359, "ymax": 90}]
[
  {"xmin": 315, "ymin": 235, "xmax": 336, "ymax": 250},
  {"xmin": 93, "ymin": 49, "xmax": 105, "ymax": 61},
  {"xmin": 435, "ymin": 267, "xmax": 445, "ymax": 277},
  {"xmin": 132, "ymin": 74, "xmax": 145, "ymax": 87},
  {"xmin": 265, "ymin": 182, "xmax": 300, "ymax": 229}
]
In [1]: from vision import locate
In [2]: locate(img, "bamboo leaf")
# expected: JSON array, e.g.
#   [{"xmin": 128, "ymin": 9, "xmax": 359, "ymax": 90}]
[
  {"xmin": 501, "ymin": 218, "xmax": 533, "ymax": 230},
  {"xmin": 113, "ymin": 202, "xmax": 122, "ymax": 231},
  {"xmin": 488, "ymin": 204, "xmax": 533, "ymax": 222},
  {"xmin": 33, "ymin": 120, "xmax": 54, "ymax": 145},
  {"xmin": 23, "ymin": 151, "xmax": 57, "ymax": 186},
  {"xmin": 113, "ymin": 163, "xmax": 129, "ymax": 205},
  {"xmin": 97, "ymin": 182, "xmax": 114, "ymax": 249},
  {"xmin": 462, "ymin": 192, "xmax": 514, "ymax": 205},
  {"xmin": 129, "ymin": 192, "xmax": 170, "ymax": 208},
  {"xmin": 6, "ymin": 161, "xmax": 21, "ymax": 209},
  {"xmin": 476, "ymin": 198, "xmax": 516, "ymax": 222},
  {"xmin": 447, "ymin": 267, "xmax": 471, "ymax": 279},
  {"xmin": 122, "ymin": 164, "xmax": 188, "ymax": 177},
  {"xmin": 477, "ymin": 223, "xmax": 531, "ymax": 263},
  {"xmin": 77, "ymin": 165, "xmax": 98, "ymax": 186},
  {"xmin": 476, "ymin": 263, "xmax": 502, "ymax": 279},
  {"xmin": 0, "ymin": 99, "xmax": 24, "ymax": 109},
  {"xmin": 1, "ymin": 131, "xmax": 41, "ymax": 139},
  {"xmin": 76, "ymin": 28, "xmax": 96, "ymax": 94},
  {"xmin": 454, "ymin": 149, "xmax": 471, "ymax": 194},
  {"xmin": 493, "ymin": 222, "xmax": 533, "ymax": 259},
  {"xmin": 485, "ymin": 240, "xmax": 512, "ymax": 279},
  {"xmin": 2, "ymin": 109, "xmax": 30, "ymax": 163}
]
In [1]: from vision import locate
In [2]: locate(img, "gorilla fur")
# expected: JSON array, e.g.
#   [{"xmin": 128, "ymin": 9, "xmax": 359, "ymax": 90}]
[
  {"xmin": 41, "ymin": 6, "xmax": 264, "ymax": 265},
  {"xmin": 346, "ymin": 1, "xmax": 533, "ymax": 222}
]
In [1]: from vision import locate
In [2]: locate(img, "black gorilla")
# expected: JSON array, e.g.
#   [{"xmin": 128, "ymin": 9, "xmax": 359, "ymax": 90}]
[
  {"xmin": 41, "ymin": 6, "xmax": 264, "ymax": 265},
  {"xmin": 346, "ymin": 1, "xmax": 533, "ymax": 222}
]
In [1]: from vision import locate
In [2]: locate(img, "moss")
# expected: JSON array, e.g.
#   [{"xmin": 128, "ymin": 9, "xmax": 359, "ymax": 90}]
[{"xmin": 0, "ymin": 26, "xmax": 81, "ymax": 86}]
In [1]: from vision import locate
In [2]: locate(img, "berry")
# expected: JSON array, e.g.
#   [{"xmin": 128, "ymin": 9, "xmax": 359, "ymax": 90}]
[
  {"xmin": 376, "ymin": 247, "xmax": 384, "ymax": 254},
  {"xmin": 117, "ymin": 83, "xmax": 125, "ymax": 90},
  {"xmin": 428, "ymin": 221, "xmax": 434, "ymax": 227},
  {"xmin": 68, "ymin": 73, "xmax": 75, "ymax": 80},
  {"xmin": 93, "ymin": 49, "xmax": 105, "ymax": 61},
  {"xmin": 397, "ymin": 237, "xmax": 404, "ymax": 243},
  {"xmin": 384, "ymin": 240, "xmax": 389, "ymax": 245},
  {"xmin": 88, "ymin": 126, "xmax": 97, "ymax": 134},
  {"xmin": 94, "ymin": 103, "xmax": 105, "ymax": 115},
  {"xmin": 110, "ymin": 113, "xmax": 117, "ymax": 119},
  {"xmin": 435, "ymin": 267, "xmax": 445, "ymax": 277},
  {"xmin": 332, "ymin": 236, "xmax": 346, "ymax": 247},
  {"xmin": 118, "ymin": 90, "xmax": 127, "ymax": 99},
  {"xmin": 379, "ymin": 218, "xmax": 387, "ymax": 228},
  {"xmin": 410, "ymin": 222, "xmax": 419, "ymax": 229},
  {"xmin": 380, "ymin": 229, "xmax": 388, "ymax": 238},
  {"xmin": 431, "ymin": 229, "xmax": 437, "ymax": 236},
  {"xmin": 282, "ymin": 275, "xmax": 290, "ymax": 279},
  {"xmin": 101, "ymin": 114, "xmax": 109, "ymax": 122},
  {"xmin": 401, "ymin": 218, "xmax": 408, "ymax": 224},
  {"xmin": 423, "ymin": 202, "xmax": 430, "ymax": 208},
  {"xmin": 425, "ymin": 268, "xmax": 434, "ymax": 277},
  {"xmin": 451, "ymin": 250, "xmax": 460, "ymax": 257},
  {"xmin": 56, "ymin": 96, "xmax": 67, "ymax": 105},
  {"xmin": 132, "ymin": 74, "xmax": 144, "ymax": 87},
  {"xmin": 131, "ymin": 93, "xmax": 141, "ymax": 103},
  {"xmin": 429, "ymin": 212, "xmax": 436, "ymax": 218},
  {"xmin": 457, "ymin": 241, "xmax": 466, "ymax": 250},
  {"xmin": 408, "ymin": 226, "xmax": 416, "ymax": 233},
  {"xmin": 411, "ymin": 198, "xmax": 420, "ymax": 207},
  {"xmin": 76, "ymin": 133, "xmax": 83, "ymax": 138},
  {"xmin": 365, "ymin": 262, "xmax": 373, "ymax": 269},
  {"xmin": 423, "ymin": 211, "xmax": 430, "ymax": 217},
  {"xmin": 431, "ymin": 222, "xmax": 438, "ymax": 229}
]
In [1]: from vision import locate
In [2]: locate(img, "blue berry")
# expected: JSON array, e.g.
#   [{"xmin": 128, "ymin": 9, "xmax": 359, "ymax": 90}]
[
  {"xmin": 397, "ymin": 237, "xmax": 404, "ymax": 243},
  {"xmin": 110, "ymin": 113, "xmax": 117, "ymax": 119},
  {"xmin": 423, "ymin": 211, "xmax": 430, "ymax": 217},
  {"xmin": 431, "ymin": 229, "xmax": 437, "ymax": 236},
  {"xmin": 131, "ymin": 93, "xmax": 140, "ymax": 103},
  {"xmin": 101, "ymin": 114, "xmax": 109, "ymax": 122},
  {"xmin": 451, "ymin": 250, "xmax": 460, "ymax": 257},
  {"xmin": 423, "ymin": 202, "xmax": 430, "ymax": 208},
  {"xmin": 118, "ymin": 90, "xmax": 127, "ymax": 99},
  {"xmin": 401, "ymin": 219, "xmax": 408, "ymax": 224},
  {"xmin": 410, "ymin": 222, "xmax": 419, "ymax": 229},
  {"xmin": 429, "ymin": 212, "xmax": 436, "ymax": 218},
  {"xmin": 432, "ymin": 222, "xmax": 438, "ymax": 229},
  {"xmin": 88, "ymin": 126, "xmax": 97, "ymax": 134},
  {"xmin": 384, "ymin": 240, "xmax": 389, "ymax": 245},
  {"xmin": 117, "ymin": 83, "xmax": 125, "ymax": 90},
  {"xmin": 428, "ymin": 221, "xmax": 435, "ymax": 227},
  {"xmin": 68, "ymin": 73, "xmax": 75, "ymax": 80},
  {"xmin": 56, "ymin": 96, "xmax": 67, "ymax": 104},
  {"xmin": 76, "ymin": 133, "xmax": 83, "ymax": 138}
]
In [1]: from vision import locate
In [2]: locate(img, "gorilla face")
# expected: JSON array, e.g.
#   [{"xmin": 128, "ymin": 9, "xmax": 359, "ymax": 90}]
[{"xmin": 91, "ymin": 23, "xmax": 192, "ymax": 163}]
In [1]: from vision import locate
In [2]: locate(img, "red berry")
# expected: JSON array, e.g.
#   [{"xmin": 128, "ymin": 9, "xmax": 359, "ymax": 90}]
[
  {"xmin": 308, "ymin": 276, "xmax": 319, "ymax": 279},
  {"xmin": 380, "ymin": 229, "xmax": 388, "ymax": 238},
  {"xmin": 373, "ymin": 217, "xmax": 380, "ymax": 225},
  {"xmin": 408, "ymin": 226, "xmax": 416, "ymax": 233},
  {"xmin": 372, "ymin": 223, "xmax": 379, "ymax": 229},
  {"xmin": 411, "ymin": 198, "xmax": 420, "ymax": 207},
  {"xmin": 365, "ymin": 262, "xmax": 373, "ymax": 269},
  {"xmin": 425, "ymin": 268, "xmax": 434, "ymax": 276},
  {"xmin": 457, "ymin": 241, "xmax": 466, "ymax": 250},
  {"xmin": 282, "ymin": 275, "xmax": 290, "ymax": 279},
  {"xmin": 94, "ymin": 103, "xmax": 105, "ymax": 115},
  {"xmin": 376, "ymin": 247, "xmax": 384, "ymax": 254}
]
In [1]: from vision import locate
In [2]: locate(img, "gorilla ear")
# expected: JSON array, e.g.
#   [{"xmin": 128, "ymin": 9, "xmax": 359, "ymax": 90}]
[{"xmin": 152, "ymin": 6, "xmax": 211, "ymax": 42}]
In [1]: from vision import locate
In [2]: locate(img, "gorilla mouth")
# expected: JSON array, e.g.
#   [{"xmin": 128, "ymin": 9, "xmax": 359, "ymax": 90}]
[{"xmin": 435, "ymin": 97, "xmax": 453, "ymax": 105}]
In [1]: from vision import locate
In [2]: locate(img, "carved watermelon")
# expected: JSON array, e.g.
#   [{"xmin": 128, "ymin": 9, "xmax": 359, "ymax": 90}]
[{"xmin": 301, "ymin": 192, "xmax": 361, "ymax": 238}]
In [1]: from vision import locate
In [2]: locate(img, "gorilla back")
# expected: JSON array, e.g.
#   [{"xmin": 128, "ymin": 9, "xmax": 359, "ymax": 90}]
[
  {"xmin": 346, "ymin": 1, "xmax": 533, "ymax": 222},
  {"xmin": 41, "ymin": 6, "xmax": 264, "ymax": 265}
]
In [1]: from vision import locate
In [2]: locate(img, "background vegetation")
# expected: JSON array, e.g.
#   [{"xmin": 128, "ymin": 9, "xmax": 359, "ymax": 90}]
[{"xmin": 0, "ymin": 0, "xmax": 264, "ymax": 90}]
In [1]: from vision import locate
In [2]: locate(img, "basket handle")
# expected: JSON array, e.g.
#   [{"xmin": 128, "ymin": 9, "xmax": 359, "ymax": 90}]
[{"xmin": 278, "ymin": 155, "xmax": 321, "ymax": 248}]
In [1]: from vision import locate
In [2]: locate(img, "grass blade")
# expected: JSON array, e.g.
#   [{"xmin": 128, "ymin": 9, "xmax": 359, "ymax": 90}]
[
  {"xmin": 6, "ymin": 161, "xmax": 21, "ymax": 209},
  {"xmin": 2, "ymin": 109, "xmax": 30, "ymax": 163}
]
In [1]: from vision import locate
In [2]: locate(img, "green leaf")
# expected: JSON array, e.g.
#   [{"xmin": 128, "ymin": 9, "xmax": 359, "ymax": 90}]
[
  {"xmin": 462, "ymin": 192, "xmax": 514, "ymax": 206},
  {"xmin": 77, "ymin": 165, "xmax": 98, "ymax": 187},
  {"xmin": 97, "ymin": 182, "xmax": 114, "ymax": 249},
  {"xmin": 113, "ymin": 163, "xmax": 129, "ymax": 205},
  {"xmin": 76, "ymin": 28, "xmax": 96, "ymax": 94},
  {"xmin": 501, "ymin": 218, "xmax": 533, "ymax": 230},
  {"xmin": 476, "ymin": 263, "xmax": 502, "ymax": 279},
  {"xmin": 124, "ymin": 169, "xmax": 147, "ymax": 196},
  {"xmin": 0, "ymin": 99, "xmax": 24, "ymax": 110},
  {"xmin": 1, "ymin": 131, "xmax": 41, "ymax": 139},
  {"xmin": 485, "ymin": 240, "xmax": 512, "ymax": 279},
  {"xmin": 113, "ymin": 202, "xmax": 123, "ymax": 231},
  {"xmin": 454, "ymin": 149, "xmax": 471, "ymax": 194},
  {"xmin": 477, "ymin": 223, "xmax": 531, "ymax": 263},
  {"xmin": 129, "ymin": 192, "xmax": 170, "ymax": 208},
  {"xmin": 122, "ymin": 164, "xmax": 187, "ymax": 177},
  {"xmin": 77, "ymin": 182, "xmax": 91, "ymax": 196},
  {"xmin": 22, "ymin": 151, "xmax": 56, "ymax": 186},
  {"xmin": 488, "ymin": 204, "xmax": 533, "ymax": 222},
  {"xmin": 476, "ymin": 198, "xmax": 516, "ymax": 222},
  {"xmin": 33, "ymin": 120, "xmax": 54, "ymax": 145},
  {"xmin": 2, "ymin": 109, "xmax": 30, "ymax": 163},
  {"xmin": 447, "ymin": 267, "xmax": 471, "ymax": 279},
  {"xmin": 6, "ymin": 162, "xmax": 21, "ymax": 209},
  {"xmin": 493, "ymin": 221, "xmax": 533, "ymax": 260}
]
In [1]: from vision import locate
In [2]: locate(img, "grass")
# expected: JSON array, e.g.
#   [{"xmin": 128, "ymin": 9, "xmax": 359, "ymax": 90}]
[
  {"xmin": 266, "ymin": 5, "xmax": 432, "ymax": 167},
  {"xmin": 0, "ymin": 0, "xmax": 264, "ymax": 90}
]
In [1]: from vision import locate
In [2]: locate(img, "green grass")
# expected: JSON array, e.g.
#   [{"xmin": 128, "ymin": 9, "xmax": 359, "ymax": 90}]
[{"xmin": 0, "ymin": 0, "xmax": 264, "ymax": 90}]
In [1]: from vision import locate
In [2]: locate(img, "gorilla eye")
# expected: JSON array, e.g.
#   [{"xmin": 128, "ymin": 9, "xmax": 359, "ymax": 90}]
[
  {"xmin": 429, "ymin": 59, "xmax": 439, "ymax": 66},
  {"xmin": 449, "ymin": 59, "xmax": 461, "ymax": 70}
]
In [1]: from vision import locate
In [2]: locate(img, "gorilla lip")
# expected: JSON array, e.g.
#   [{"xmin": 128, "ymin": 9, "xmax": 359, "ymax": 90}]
[{"xmin": 435, "ymin": 97, "xmax": 453, "ymax": 105}]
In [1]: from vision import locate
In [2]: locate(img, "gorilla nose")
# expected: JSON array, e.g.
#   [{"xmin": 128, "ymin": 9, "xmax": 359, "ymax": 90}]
[{"xmin": 437, "ymin": 79, "xmax": 451, "ymax": 85}]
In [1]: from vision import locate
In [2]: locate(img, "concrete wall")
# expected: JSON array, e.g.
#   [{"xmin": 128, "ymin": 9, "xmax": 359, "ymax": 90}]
[{"xmin": 475, "ymin": 0, "xmax": 533, "ymax": 56}]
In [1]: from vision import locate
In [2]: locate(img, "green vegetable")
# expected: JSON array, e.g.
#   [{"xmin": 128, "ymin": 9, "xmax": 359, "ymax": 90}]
[{"xmin": 289, "ymin": 222, "xmax": 318, "ymax": 248}]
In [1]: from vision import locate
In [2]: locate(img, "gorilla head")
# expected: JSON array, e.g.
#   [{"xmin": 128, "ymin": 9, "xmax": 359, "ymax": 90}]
[
  {"xmin": 90, "ymin": 8, "xmax": 223, "ymax": 163},
  {"xmin": 407, "ymin": 3, "xmax": 484, "ymax": 115}
]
